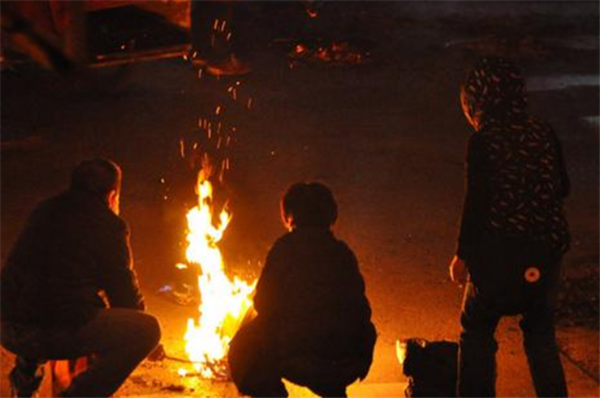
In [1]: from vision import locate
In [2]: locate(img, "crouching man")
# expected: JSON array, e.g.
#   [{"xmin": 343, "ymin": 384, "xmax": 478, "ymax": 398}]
[
  {"xmin": 1, "ymin": 158, "xmax": 161, "ymax": 397},
  {"xmin": 229, "ymin": 182, "xmax": 377, "ymax": 397}
]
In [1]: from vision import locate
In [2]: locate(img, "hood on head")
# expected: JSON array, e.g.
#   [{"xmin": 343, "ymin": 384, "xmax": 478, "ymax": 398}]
[{"xmin": 461, "ymin": 57, "xmax": 527, "ymax": 127}]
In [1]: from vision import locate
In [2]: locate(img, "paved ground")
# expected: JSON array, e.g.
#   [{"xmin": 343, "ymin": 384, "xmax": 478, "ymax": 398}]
[{"xmin": 1, "ymin": 2, "xmax": 598, "ymax": 397}]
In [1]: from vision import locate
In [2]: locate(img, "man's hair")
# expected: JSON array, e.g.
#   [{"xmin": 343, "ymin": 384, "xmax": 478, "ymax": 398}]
[
  {"xmin": 281, "ymin": 182, "xmax": 338, "ymax": 228},
  {"xmin": 70, "ymin": 158, "xmax": 121, "ymax": 197}
]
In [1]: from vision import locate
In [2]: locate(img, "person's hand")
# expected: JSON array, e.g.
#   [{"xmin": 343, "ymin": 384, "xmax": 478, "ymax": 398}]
[
  {"xmin": 449, "ymin": 255, "xmax": 468, "ymax": 285},
  {"xmin": 148, "ymin": 343, "xmax": 166, "ymax": 361}
]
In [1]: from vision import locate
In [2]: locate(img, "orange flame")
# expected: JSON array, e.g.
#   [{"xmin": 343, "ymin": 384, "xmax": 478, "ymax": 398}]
[{"xmin": 181, "ymin": 166, "xmax": 255, "ymax": 378}]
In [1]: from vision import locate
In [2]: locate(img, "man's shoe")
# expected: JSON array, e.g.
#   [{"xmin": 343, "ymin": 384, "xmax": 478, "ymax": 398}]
[{"xmin": 9, "ymin": 362, "xmax": 44, "ymax": 398}]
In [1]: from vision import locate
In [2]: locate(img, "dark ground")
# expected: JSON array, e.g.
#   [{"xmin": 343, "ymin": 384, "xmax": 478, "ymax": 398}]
[{"xmin": 1, "ymin": 1, "xmax": 599, "ymax": 397}]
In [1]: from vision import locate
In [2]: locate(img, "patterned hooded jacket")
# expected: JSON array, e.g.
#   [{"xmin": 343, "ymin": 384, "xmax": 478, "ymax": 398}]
[{"xmin": 457, "ymin": 57, "xmax": 570, "ymax": 261}]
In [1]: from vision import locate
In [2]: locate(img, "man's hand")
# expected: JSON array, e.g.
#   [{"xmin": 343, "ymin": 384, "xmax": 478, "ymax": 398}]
[
  {"xmin": 148, "ymin": 343, "xmax": 166, "ymax": 361},
  {"xmin": 449, "ymin": 255, "xmax": 468, "ymax": 284}
]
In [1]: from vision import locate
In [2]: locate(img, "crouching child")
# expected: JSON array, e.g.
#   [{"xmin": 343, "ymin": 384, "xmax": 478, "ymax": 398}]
[{"xmin": 228, "ymin": 182, "xmax": 377, "ymax": 397}]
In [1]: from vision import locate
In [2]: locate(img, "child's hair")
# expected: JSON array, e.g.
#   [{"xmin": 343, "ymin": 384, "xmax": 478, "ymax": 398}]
[{"xmin": 281, "ymin": 182, "xmax": 338, "ymax": 229}]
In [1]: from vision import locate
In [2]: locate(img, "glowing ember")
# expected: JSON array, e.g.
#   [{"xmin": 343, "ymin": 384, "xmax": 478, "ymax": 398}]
[
  {"xmin": 288, "ymin": 41, "xmax": 368, "ymax": 67},
  {"xmin": 180, "ymin": 165, "xmax": 255, "ymax": 378}
]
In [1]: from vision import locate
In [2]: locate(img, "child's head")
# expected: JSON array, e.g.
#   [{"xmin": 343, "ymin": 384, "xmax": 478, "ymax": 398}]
[
  {"xmin": 460, "ymin": 57, "xmax": 527, "ymax": 130},
  {"xmin": 281, "ymin": 182, "xmax": 338, "ymax": 230}
]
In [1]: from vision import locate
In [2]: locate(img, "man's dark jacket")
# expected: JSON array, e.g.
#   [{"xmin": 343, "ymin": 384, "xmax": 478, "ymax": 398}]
[{"xmin": 1, "ymin": 189, "xmax": 145, "ymax": 329}]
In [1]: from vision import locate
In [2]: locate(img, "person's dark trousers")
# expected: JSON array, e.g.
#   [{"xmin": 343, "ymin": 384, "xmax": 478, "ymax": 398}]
[
  {"xmin": 1, "ymin": 308, "xmax": 161, "ymax": 397},
  {"xmin": 457, "ymin": 276, "xmax": 567, "ymax": 397},
  {"xmin": 228, "ymin": 319, "xmax": 289, "ymax": 397},
  {"xmin": 229, "ymin": 319, "xmax": 364, "ymax": 398}
]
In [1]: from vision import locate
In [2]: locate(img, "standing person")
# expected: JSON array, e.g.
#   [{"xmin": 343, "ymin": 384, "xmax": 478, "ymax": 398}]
[
  {"xmin": 228, "ymin": 182, "xmax": 377, "ymax": 397},
  {"xmin": 1, "ymin": 158, "xmax": 161, "ymax": 397},
  {"xmin": 449, "ymin": 57, "xmax": 570, "ymax": 397}
]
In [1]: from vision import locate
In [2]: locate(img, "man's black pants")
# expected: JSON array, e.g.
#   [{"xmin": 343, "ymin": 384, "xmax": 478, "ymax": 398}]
[{"xmin": 1, "ymin": 308, "xmax": 161, "ymax": 397}]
